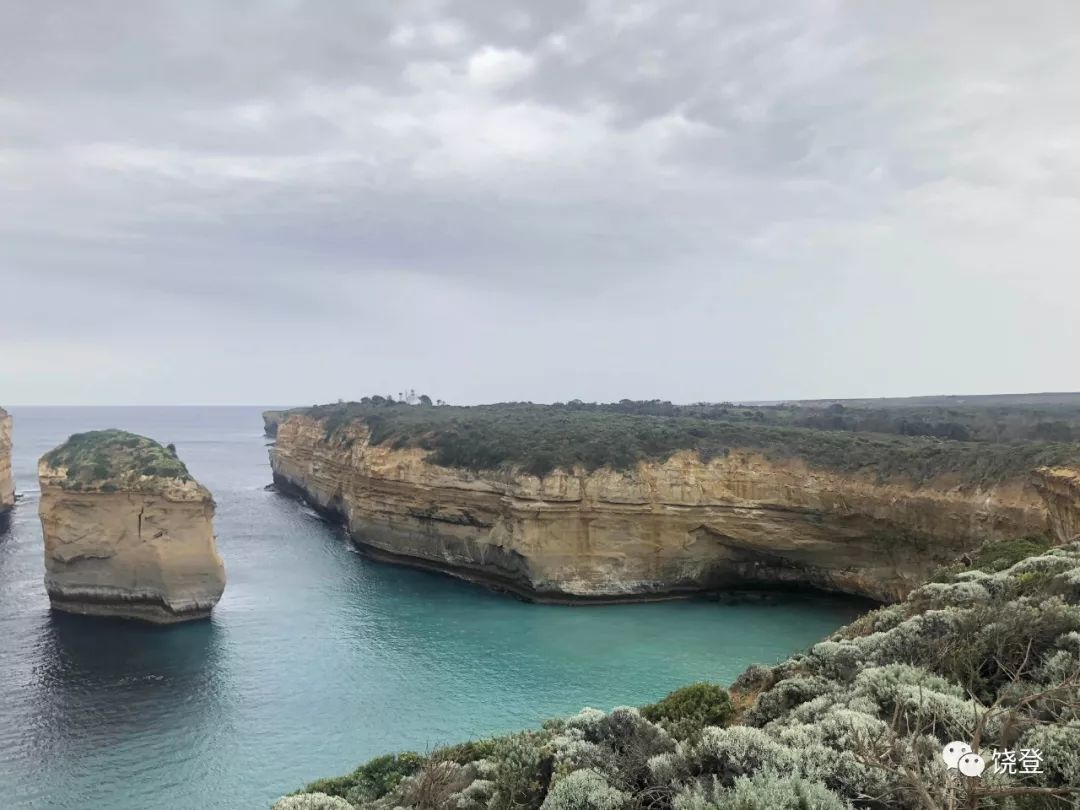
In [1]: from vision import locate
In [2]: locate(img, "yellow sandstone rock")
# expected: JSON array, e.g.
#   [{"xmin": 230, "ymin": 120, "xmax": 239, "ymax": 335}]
[
  {"xmin": 262, "ymin": 409, "xmax": 286, "ymax": 438},
  {"xmin": 1032, "ymin": 466, "xmax": 1080, "ymax": 545},
  {"xmin": 270, "ymin": 413, "xmax": 1070, "ymax": 603},
  {"xmin": 0, "ymin": 408, "xmax": 13, "ymax": 519},
  {"xmin": 38, "ymin": 430, "xmax": 226, "ymax": 622}
]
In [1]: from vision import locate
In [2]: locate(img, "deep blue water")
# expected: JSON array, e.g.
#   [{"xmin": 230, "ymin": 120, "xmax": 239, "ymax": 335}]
[{"xmin": 0, "ymin": 407, "xmax": 866, "ymax": 810}]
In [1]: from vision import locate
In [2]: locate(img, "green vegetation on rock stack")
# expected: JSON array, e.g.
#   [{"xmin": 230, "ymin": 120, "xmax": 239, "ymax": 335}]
[
  {"xmin": 43, "ymin": 429, "xmax": 191, "ymax": 489},
  {"xmin": 280, "ymin": 537, "xmax": 1080, "ymax": 810},
  {"xmin": 289, "ymin": 400, "xmax": 1080, "ymax": 483}
]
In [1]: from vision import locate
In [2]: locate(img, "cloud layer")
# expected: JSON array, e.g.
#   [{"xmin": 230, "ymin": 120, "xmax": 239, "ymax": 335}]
[{"xmin": 1, "ymin": 0, "xmax": 1076, "ymax": 404}]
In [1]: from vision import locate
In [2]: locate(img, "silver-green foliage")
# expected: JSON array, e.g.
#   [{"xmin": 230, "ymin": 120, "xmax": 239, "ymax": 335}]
[
  {"xmin": 271, "ymin": 794, "xmax": 354, "ymax": 810},
  {"xmin": 674, "ymin": 774, "xmax": 849, "ymax": 810},
  {"xmin": 486, "ymin": 733, "xmax": 547, "ymax": 810},
  {"xmin": 539, "ymin": 769, "xmax": 629, "ymax": 810}
]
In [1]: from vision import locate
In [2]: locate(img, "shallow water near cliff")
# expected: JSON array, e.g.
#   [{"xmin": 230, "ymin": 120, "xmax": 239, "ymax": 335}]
[{"xmin": 0, "ymin": 407, "xmax": 867, "ymax": 810}]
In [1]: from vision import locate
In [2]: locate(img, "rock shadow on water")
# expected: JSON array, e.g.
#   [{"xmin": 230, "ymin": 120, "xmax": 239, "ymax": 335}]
[{"xmin": 29, "ymin": 611, "xmax": 229, "ymax": 749}]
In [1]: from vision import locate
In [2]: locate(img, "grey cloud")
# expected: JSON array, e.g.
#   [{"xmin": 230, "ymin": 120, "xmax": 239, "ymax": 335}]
[{"xmin": 0, "ymin": 0, "xmax": 1078, "ymax": 404}]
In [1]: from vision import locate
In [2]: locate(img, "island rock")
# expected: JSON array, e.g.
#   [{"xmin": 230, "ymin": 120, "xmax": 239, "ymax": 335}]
[{"xmin": 38, "ymin": 430, "xmax": 226, "ymax": 622}]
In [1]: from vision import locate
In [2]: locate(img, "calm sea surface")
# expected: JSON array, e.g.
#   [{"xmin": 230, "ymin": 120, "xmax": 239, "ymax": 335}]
[{"xmin": 0, "ymin": 407, "xmax": 866, "ymax": 810}]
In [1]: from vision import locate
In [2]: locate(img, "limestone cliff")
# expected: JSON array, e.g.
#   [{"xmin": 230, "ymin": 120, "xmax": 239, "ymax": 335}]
[
  {"xmin": 1032, "ymin": 466, "xmax": 1080, "ymax": 544},
  {"xmin": 263, "ymin": 410, "xmax": 286, "ymax": 438},
  {"xmin": 39, "ymin": 430, "xmax": 226, "ymax": 622},
  {"xmin": 270, "ymin": 413, "xmax": 1065, "ymax": 603},
  {"xmin": 0, "ymin": 408, "xmax": 13, "ymax": 520}
]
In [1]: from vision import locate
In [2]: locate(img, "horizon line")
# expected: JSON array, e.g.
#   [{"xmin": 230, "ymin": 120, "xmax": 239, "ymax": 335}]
[{"xmin": 5, "ymin": 390, "xmax": 1080, "ymax": 409}]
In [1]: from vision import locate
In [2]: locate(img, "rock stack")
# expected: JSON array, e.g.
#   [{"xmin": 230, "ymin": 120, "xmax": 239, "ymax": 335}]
[{"xmin": 38, "ymin": 430, "xmax": 226, "ymax": 622}]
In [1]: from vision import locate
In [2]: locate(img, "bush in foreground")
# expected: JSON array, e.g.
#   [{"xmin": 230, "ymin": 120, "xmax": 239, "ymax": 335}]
[
  {"xmin": 272, "ymin": 793, "xmax": 354, "ymax": 810},
  {"xmin": 641, "ymin": 683, "xmax": 734, "ymax": 739},
  {"xmin": 300, "ymin": 752, "xmax": 425, "ymax": 802}
]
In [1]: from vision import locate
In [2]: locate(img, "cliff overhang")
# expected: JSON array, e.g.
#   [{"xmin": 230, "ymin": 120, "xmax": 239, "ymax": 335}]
[{"xmin": 269, "ymin": 409, "xmax": 1073, "ymax": 604}]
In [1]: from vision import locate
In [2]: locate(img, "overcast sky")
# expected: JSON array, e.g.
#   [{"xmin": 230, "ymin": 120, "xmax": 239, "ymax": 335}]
[{"xmin": 1, "ymin": 1, "xmax": 1077, "ymax": 405}]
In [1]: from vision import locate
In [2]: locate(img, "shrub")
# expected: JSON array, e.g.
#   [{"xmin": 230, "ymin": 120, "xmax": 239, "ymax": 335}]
[
  {"xmin": 676, "ymin": 727, "xmax": 798, "ymax": 784},
  {"xmin": 907, "ymin": 580, "xmax": 991, "ymax": 609},
  {"xmin": 551, "ymin": 737, "xmax": 617, "ymax": 781},
  {"xmin": 1018, "ymin": 724, "xmax": 1080, "ymax": 784},
  {"xmin": 806, "ymin": 642, "xmax": 865, "ymax": 682},
  {"xmin": 557, "ymin": 707, "xmax": 673, "ymax": 789},
  {"xmin": 271, "ymin": 793, "xmax": 353, "ymax": 810},
  {"xmin": 303, "ymin": 751, "xmax": 423, "ymax": 800},
  {"xmin": 674, "ymin": 774, "xmax": 848, "ymax": 810},
  {"xmin": 487, "ymin": 733, "xmax": 548, "ymax": 810},
  {"xmin": 731, "ymin": 664, "xmax": 773, "ymax": 694},
  {"xmin": 745, "ymin": 677, "xmax": 836, "ymax": 727},
  {"xmin": 726, "ymin": 773, "xmax": 850, "ymax": 810},
  {"xmin": 434, "ymin": 738, "xmax": 499, "ymax": 765},
  {"xmin": 956, "ymin": 599, "xmax": 1080, "ymax": 695},
  {"xmin": 642, "ymin": 683, "xmax": 734, "ymax": 737},
  {"xmin": 540, "ymin": 768, "xmax": 629, "ymax": 810},
  {"xmin": 890, "ymin": 683, "xmax": 988, "ymax": 741},
  {"xmin": 448, "ymin": 777, "xmax": 495, "ymax": 810},
  {"xmin": 399, "ymin": 759, "xmax": 472, "ymax": 810},
  {"xmin": 971, "ymin": 536, "xmax": 1056, "ymax": 572},
  {"xmin": 852, "ymin": 664, "xmax": 964, "ymax": 711},
  {"xmin": 836, "ymin": 604, "xmax": 906, "ymax": 638}
]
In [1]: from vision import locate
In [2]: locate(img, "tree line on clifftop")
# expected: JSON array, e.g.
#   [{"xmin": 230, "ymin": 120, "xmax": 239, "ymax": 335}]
[{"xmin": 287, "ymin": 396, "xmax": 1080, "ymax": 483}]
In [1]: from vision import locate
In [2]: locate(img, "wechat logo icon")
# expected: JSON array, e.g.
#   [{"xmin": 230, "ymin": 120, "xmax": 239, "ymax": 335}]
[{"xmin": 942, "ymin": 742, "xmax": 986, "ymax": 777}]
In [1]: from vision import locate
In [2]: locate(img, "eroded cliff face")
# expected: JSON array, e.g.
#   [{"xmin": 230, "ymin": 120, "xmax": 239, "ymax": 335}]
[
  {"xmin": 0, "ymin": 409, "xmax": 14, "ymax": 519},
  {"xmin": 263, "ymin": 410, "xmax": 286, "ymax": 438},
  {"xmin": 39, "ymin": 461, "xmax": 226, "ymax": 623},
  {"xmin": 1032, "ymin": 467, "xmax": 1080, "ymax": 544},
  {"xmin": 270, "ymin": 414, "xmax": 1064, "ymax": 602}
]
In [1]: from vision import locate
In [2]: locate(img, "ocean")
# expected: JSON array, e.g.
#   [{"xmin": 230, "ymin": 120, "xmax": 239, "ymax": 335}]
[{"xmin": 0, "ymin": 407, "xmax": 865, "ymax": 810}]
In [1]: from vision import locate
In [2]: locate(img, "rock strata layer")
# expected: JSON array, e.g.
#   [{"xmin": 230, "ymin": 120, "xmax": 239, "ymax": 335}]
[
  {"xmin": 1032, "ymin": 467, "xmax": 1080, "ymax": 544},
  {"xmin": 263, "ymin": 410, "xmax": 286, "ymax": 438},
  {"xmin": 0, "ymin": 408, "xmax": 13, "ymax": 522},
  {"xmin": 39, "ymin": 430, "xmax": 226, "ymax": 622},
  {"xmin": 270, "ymin": 413, "xmax": 1073, "ymax": 603}
]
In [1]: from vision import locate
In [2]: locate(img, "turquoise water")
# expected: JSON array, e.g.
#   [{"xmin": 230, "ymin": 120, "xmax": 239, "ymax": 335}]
[{"xmin": 0, "ymin": 407, "xmax": 867, "ymax": 810}]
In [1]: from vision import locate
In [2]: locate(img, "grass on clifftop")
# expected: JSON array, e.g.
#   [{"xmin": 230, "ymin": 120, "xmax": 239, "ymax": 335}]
[
  {"xmin": 288, "ymin": 400, "xmax": 1080, "ymax": 484},
  {"xmin": 43, "ymin": 429, "xmax": 191, "ymax": 489},
  {"xmin": 279, "ymin": 537, "xmax": 1080, "ymax": 810}
]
